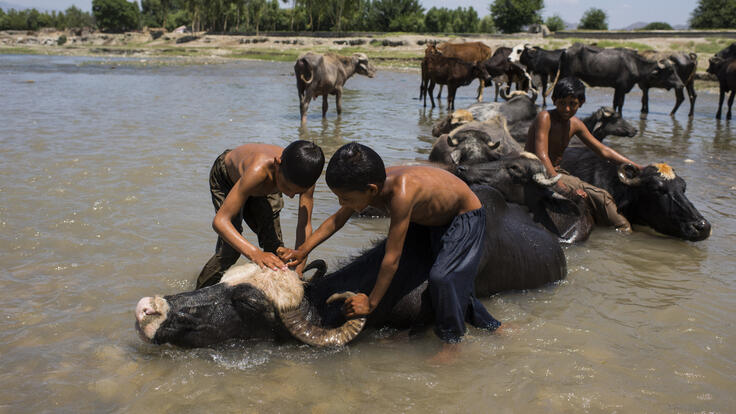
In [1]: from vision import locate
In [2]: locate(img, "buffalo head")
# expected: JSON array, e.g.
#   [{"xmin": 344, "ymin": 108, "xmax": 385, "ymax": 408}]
[
  {"xmin": 587, "ymin": 107, "xmax": 637, "ymax": 140},
  {"xmin": 617, "ymin": 163, "xmax": 711, "ymax": 241},
  {"xmin": 135, "ymin": 264, "xmax": 366, "ymax": 348},
  {"xmin": 353, "ymin": 53, "xmax": 376, "ymax": 78},
  {"xmin": 645, "ymin": 59, "xmax": 684, "ymax": 91}
]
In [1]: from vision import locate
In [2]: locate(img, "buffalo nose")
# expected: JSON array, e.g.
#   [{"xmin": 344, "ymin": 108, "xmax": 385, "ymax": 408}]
[{"xmin": 135, "ymin": 297, "xmax": 157, "ymax": 322}]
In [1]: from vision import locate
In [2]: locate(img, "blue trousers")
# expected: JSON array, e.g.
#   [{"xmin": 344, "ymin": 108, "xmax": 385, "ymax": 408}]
[{"xmin": 429, "ymin": 208, "xmax": 500, "ymax": 343}]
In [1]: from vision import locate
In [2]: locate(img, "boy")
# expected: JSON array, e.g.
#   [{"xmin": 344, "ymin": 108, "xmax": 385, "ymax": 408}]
[
  {"xmin": 526, "ymin": 76, "xmax": 643, "ymax": 231},
  {"xmin": 196, "ymin": 141, "xmax": 324, "ymax": 289},
  {"xmin": 279, "ymin": 142, "xmax": 500, "ymax": 350}
]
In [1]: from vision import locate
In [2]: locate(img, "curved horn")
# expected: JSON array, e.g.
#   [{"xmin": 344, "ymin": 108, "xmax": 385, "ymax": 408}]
[
  {"xmin": 545, "ymin": 67, "xmax": 560, "ymax": 98},
  {"xmin": 300, "ymin": 70, "xmax": 313, "ymax": 84},
  {"xmin": 303, "ymin": 259, "xmax": 327, "ymax": 282},
  {"xmin": 657, "ymin": 60, "xmax": 666, "ymax": 69},
  {"xmin": 279, "ymin": 295, "xmax": 366, "ymax": 347},
  {"xmin": 487, "ymin": 140, "xmax": 500, "ymax": 149},
  {"xmin": 532, "ymin": 172, "xmax": 561, "ymax": 186},
  {"xmin": 617, "ymin": 163, "xmax": 643, "ymax": 186},
  {"xmin": 447, "ymin": 134, "xmax": 460, "ymax": 146},
  {"xmin": 527, "ymin": 87, "xmax": 539, "ymax": 101},
  {"xmin": 500, "ymin": 85, "xmax": 512, "ymax": 101}
]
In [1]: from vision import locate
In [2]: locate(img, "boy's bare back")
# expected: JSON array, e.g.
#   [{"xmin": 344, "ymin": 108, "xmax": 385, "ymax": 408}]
[
  {"xmin": 224, "ymin": 143, "xmax": 282, "ymax": 196},
  {"xmin": 377, "ymin": 165, "xmax": 482, "ymax": 227}
]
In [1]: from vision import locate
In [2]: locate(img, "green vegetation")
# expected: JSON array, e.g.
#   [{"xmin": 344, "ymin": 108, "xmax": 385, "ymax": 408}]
[
  {"xmin": 489, "ymin": 0, "xmax": 543, "ymax": 34},
  {"xmin": 639, "ymin": 22, "xmax": 673, "ymax": 30},
  {"xmin": 0, "ymin": 5, "xmax": 93, "ymax": 30},
  {"xmin": 690, "ymin": 0, "xmax": 736, "ymax": 29},
  {"xmin": 545, "ymin": 14, "xmax": 565, "ymax": 32},
  {"xmin": 578, "ymin": 8, "xmax": 607, "ymax": 30},
  {"xmin": 93, "ymin": 0, "xmax": 140, "ymax": 32},
  {"xmin": 694, "ymin": 37, "xmax": 735, "ymax": 54},
  {"xmin": 593, "ymin": 40, "xmax": 651, "ymax": 51}
]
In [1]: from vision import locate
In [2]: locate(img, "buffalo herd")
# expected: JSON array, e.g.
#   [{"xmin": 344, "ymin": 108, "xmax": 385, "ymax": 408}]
[{"xmin": 134, "ymin": 39, "xmax": 722, "ymax": 350}]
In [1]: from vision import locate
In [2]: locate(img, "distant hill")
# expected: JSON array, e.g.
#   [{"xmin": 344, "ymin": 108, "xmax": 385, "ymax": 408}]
[{"xmin": 621, "ymin": 21, "xmax": 649, "ymax": 31}]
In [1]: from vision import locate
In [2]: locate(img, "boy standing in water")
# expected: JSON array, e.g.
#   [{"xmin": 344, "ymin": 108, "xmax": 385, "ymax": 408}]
[
  {"xmin": 196, "ymin": 141, "xmax": 324, "ymax": 289},
  {"xmin": 280, "ymin": 143, "xmax": 500, "ymax": 357},
  {"xmin": 526, "ymin": 76, "xmax": 643, "ymax": 231}
]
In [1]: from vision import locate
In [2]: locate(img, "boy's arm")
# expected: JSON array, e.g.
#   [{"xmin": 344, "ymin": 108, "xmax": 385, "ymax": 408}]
[
  {"xmin": 281, "ymin": 206, "xmax": 353, "ymax": 268},
  {"xmin": 344, "ymin": 196, "xmax": 412, "ymax": 318},
  {"xmin": 213, "ymin": 169, "xmax": 286, "ymax": 271},
  {"xmin": 291, "ymin": 184, "xmax": 316, "ymax": 275},
  {"xmin": 574, "ymin": 118, "xmax": 643, "ymax": 169},
  {"xmin": 530, "ymin": 112, "xmax": 558, "ymax": 178}
]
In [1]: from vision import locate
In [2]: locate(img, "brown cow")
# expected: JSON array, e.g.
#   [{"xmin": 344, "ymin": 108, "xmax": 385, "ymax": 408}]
[
  {"xmin": 423, "ymin": 44, "xmax": 490, "ymax": 109},
  {"xmin": 429, "ymin": 41, "xmax": 493, "ymax": 102},
  {"xmin": 707, "ymin": 56, "xmax": 736, "ymax": 119},
  {"xmin": 295, "ymin": 52, "xmax": 376, "ymax": 125}
]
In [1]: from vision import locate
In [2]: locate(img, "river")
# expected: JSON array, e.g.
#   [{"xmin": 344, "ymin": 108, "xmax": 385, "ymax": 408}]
[{"xmin": 1, "ymin": 54, "xmax": 734, "ymax": 412}]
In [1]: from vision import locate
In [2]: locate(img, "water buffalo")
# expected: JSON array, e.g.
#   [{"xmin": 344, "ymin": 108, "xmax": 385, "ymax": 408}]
[
  {"xmin": 560, "ymin": 148, "xmax": 711, "ymax": 241},
  {"xmin": 479, "ymin": 47, "xmax": 532, "ymax": 102},
  {"xmin": 135, "ymin": 186, "xmax": 566, "ymax": 348},
  {"xmin": 423, "ymin": 44, "xmax": 491, "ymax": 109},
  {"xmin": 640, "ymin": 50, "xmax": 698, "ymax": 116},
  {"xmin": 295, "ymin": 52, "xmax": 376, "ymax": 124},
  {"xmin": 456, "ymin": 153, "xmax": 593, "ymax": 244},
  {"xmin": 509, "ymin": 44, "xmax": 564, "ymax": 106},
  {"xmin": 556, "ymin": 43, "xmax": 684, "ymax": 113},
  {"xmin": 706, "ymin": 56, "xmax": 736, "ymax": 120},
  {"xmin": 580, "ymin": 106, "xmax": 638, "ymax": 142},
  {"xmin": 429, "ymin": 116, "xmax": 522, "ymax": 166}
]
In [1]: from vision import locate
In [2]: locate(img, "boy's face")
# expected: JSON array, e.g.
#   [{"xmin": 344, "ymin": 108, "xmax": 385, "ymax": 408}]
[
  {"xmin": 276, "ymin": 170, "xmax": 309, "ymax": 198},
  {"xmin": 332, "ymin": 186, "xmax": 377, "ymax": 212},
  {"xmin": 553, "ymin": 96, "xmax": 582, "ymax": 120}
]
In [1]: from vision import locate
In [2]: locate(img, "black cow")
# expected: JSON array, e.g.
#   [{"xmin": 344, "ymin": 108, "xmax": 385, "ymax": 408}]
[
  {"xmin": 509, "ymin": 44, "xmax": 564, "ymax": 106},
  {"xmin": 560, "ymin": 148, "xmax": 711, "ymax": 241},
  {"xmin": 640, "ymin": 50, "xmax": 698, "ymax": 116},
  {"xmin": 707, "ymin": 56, "xmax": 736, "ymax": 120},
  {"xmin": 135, "ymin": 186, "xmax": 566, "ymax": 348},
  {"xmin": 557, "ymin": 43, "xmax": 684, "ymax": 114},
  {"xmin": 580, "ymin": 106, "xmax": 638, "ymax": 142},
  {"xmin": 479, "ymin": 47, "xmax": 532, "ymax": 102}
]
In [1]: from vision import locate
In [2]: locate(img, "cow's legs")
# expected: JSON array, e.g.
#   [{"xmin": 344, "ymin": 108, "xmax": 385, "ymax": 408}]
[
  {"xmin": 540, "ymin": 74, "xmax": 548, "ymax": 106},
  {"xmin": 670, "ymin": 86, "xmax": 684, "ymax": 115},
  {"xmin": 299, "ymin": 92, "xmax": 309, "ymax": 125},
  {"xmin": 476, "ymin": 78, "xmax": 485, "ymax": 103},
  {"xmin": 686, "ymin": 81, "xmax": 697, "ymax": 117},
  {"xmin": 716, "ymin": 88, "xmax": 725, "ymax": 119},
  {"xmin": 727, "ymin": 90, "xmax": 734, "ymax": 120},
  {"xmin": 448, "ymin": 85, "xmax": 457, "ymax": 110},
  {"xmin": 494, "ymin": 81, "xmax": 500, "ymax": 102},
  {"xmin": 437, "ymin": 85, "xmax": 443, "ymax": 99},
  {"xmin": 641, "ymin": 87, "xmax": 650, "ymax": 114},
  {"xmin": 428, "ymin": 81, "xmax": 436, "ymax": 108},
  {"xmin": 322, "ymin": 95, "xmax": 328, "ymax": 118},
  {"xmin": 336, "ymin": 87, "xmax": 343, "ymax": 115},
  {"xmin": 613, "ymin": 89, "xmax": 625, "ymax": 114}
]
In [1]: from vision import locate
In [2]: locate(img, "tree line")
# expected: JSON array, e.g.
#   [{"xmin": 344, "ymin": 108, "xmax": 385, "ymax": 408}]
[{"xmin": 0, "ymin": 0, "xmax": 732, "ymax": 34}]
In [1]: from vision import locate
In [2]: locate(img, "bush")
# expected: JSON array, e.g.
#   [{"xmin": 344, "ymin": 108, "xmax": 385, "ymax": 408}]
[
  {"xmin": 640, "ymin": 22, "xmax": 673, "ymax": 30},
  {"xmin": 92, "ymin": 0, "xmax": 141, "ymax": 32},
  {"xmin": 57, "ymin": 35, "xmax": 67, "ymax": 45},
  {"xmin": 490, "ymin": 0, "xmax": 543, "ymax": 34},
  {"xmin": 578, "ymin": 8, "xmax": 607, "ymax": 30},
  {"xmin": 545, "ymin": 14, "xmax": 565, "ymax": 32}
]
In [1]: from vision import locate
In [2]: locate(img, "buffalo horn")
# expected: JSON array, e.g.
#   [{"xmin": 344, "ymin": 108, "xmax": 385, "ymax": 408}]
[
  {"xmin": 545, "ymin": 67, "xmax": 561, "ymax": 98},
  {"xmin": 300, "ymin": 71, "xmax": 313, "ymax": 84},
  {"xmin": 527, "ymin": 87, "xmax": 539, "ymax": 101},
  {"xmin": 617, "ymin": 163, "xmax": 643, "ymax": 186},
  {"xmin": 279, "ymin": 294, "xmax": 366, "ymax": 347},
  {"xmin": 500, "ymin": 85, "xmax": 512, "ymax": 101},
  {"xmin": 487, "ymin": 140, "xmax": 500, "ymax": 149},
  {"xmin": 532, "ymin": 172, "xmax": 561, "ymax": 186},
  {"xmin": 303, "ymin": 259, "xmax": 327, "ymax": 282},
  {"xmin": 657, "ymin": 60, "xmax": 665, "ymax": 69}
]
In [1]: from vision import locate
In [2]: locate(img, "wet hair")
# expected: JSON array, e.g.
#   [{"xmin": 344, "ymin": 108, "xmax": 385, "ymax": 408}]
[
  {"xmin": 552, "ymin": 76, "xmax": 586, "ymax": 104},
  {"xmin": 280, "ymin": 140, "xmax": 325, "ymax": 189},
  {"xmin": 325, "ymin": 142, "xmax": 386, "ymax": 191}
]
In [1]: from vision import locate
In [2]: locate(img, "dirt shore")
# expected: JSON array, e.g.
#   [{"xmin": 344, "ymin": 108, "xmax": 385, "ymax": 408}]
[{"xmin": 0, "ymin": 28, "xmax": 727, "ymax": 81}]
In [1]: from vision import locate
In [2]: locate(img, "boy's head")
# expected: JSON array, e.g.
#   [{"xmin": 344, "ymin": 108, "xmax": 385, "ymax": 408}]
[
  {"xmin": 326, "ymin": 142, "xmax": 386, "ymax": 210},
  {"xmin": 278, "ymin": 140, "xmax": 325, "ymax": 194},
  {"xmin": 552, "ymin": 77, "xmax": 586, "ymax": 118}
]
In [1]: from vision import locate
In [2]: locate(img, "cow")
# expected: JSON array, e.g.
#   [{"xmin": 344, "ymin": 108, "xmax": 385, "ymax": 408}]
[
  {"xmin": 421, "ymin": 41, "xmax": 493, "ymax": 103},
  {"xmin": 478, "ymin": 47, "xmax": 533, "ymax": 102},
  {"xmin": 714, "ymin": 42, "xmax": 736, "ymax": 60},
  {"xmin": 456, "ymin": 153, "xmax": 594, "ymax": 244},
  {"xmin": 509, "ymin": 44, "xmax": 565, "ymax": 106},
  {"xmin": 555, "ymin": 43, "xmax": 684, "ymax": 114},
  {"xmin": 135, "ymin": 186, "xmax": 567, "ymax": 348},
  {"xmin": 295, "ymin": 52, "xmax": 376, "ymax": 125},
  {"xmin": 580, "ymin": 106, "xmax": 638, "ymax": 142},
  {"xmin": 560, "ymin": 148, "xmax": 711, "ymax": 241},
  {"xmin": 706, "ymin": 56, "xmax": 736, "ymax": 120},
  {"xmin": 429, "ymin": 115, "xmax": 522, "ymax": 166},
  {"xmin": 639, "ymin": 50, "xmax": 698, "ymax": 116},
  {"xmin": 423, "ymin": 45, "xmax": 491, "ymax": 109}
]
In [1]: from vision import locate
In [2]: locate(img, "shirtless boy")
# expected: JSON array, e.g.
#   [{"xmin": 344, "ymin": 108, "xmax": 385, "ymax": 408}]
[
  {"xmin": 526, "ymin": 76, "xmax": 643, "ymax": 231},
  {"xmin": 279, "ymin": 142, "xmax": 500, "ymax": 350},
  {"xmin": 196, "ymin": 141, "xmax": 324, "ymax": 289}
]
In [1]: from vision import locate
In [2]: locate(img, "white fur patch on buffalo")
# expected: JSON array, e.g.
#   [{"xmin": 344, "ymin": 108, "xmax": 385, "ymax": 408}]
[
  {"xmin": 653, "ymin": 163, "xmax": 676, "ymax": 180},
  {"xmin": 221, "ymin": 264, "xmax": 304, "ymax": 312},
  {"xmin": 136, "ymin": 296, "xmax": 170, "ymax": 341}
]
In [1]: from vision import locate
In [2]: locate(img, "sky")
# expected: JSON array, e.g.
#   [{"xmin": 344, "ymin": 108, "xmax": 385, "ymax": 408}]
[{"xmin": 2, "ymin": 0, "xmax": 697, "ymax": 29}]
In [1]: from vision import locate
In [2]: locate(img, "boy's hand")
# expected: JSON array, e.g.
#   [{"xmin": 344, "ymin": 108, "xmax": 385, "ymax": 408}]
[
  {"xmin": 343, "ymin": 293, "xmax": 372, "ymax": 318},
  {"xmin": 278, "ymin": 248, "xmax": 308, "ymax": 268},
  {"xmin": 252, "ymin": 251, "xmax": 287, "ymax": 271}
]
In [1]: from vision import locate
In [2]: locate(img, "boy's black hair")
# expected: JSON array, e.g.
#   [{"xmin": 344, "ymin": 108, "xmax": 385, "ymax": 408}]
[
  {"xmin": 552, "ymin": 76, "xmax": 586, "ymax": 104},
  {"xmin": 325, "ymin": 142, "xmax": 386, "ymax": 191},
  {"xmin": 280, "ymin": 140, "xmax": 325, "ymax": 189}
]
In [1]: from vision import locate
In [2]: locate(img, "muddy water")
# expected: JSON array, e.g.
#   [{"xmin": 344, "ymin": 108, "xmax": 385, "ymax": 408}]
[{"xmin": 1, "ymin": 54, "xmax": 734, "ymax": 412}]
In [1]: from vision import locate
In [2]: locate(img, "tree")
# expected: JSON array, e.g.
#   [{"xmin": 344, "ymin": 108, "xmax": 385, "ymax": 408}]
[
  {"xmin": 367, "ymin": 0, "xmax": 424, "ymax": 32},
  {"xmin": 479, "ymin": 15, "xmax": 496, "ymax": 33},
  {"xmin": 640, "ymin": 21, "xmax": 672, "ymax": 30},
  {"xmin": 545, "ymin": 14, "xmax": 565, "ymax": 32},
  {"xmin": 92, "ymin": 0, "xmax": 141, "ymax": 32},
  {"xmin": 65, "ymin": 6, "xmax": 95, "ymax": 28},
  {"xmin": 490, "ymin": 0, "xmax": 543, "ymax": 34},
  {"xmin": 578, "ymin": 7, "xmax": 607, "ymax": 30},
  {"xmin": 690, "ymin": 0, "xmax": 736, "ymax": 29}
]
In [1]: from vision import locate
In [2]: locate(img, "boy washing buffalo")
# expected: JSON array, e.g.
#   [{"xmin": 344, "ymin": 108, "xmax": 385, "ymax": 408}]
[{"xmin": 279, "ymin": 143, "xmax": 500, "ymax": 358}]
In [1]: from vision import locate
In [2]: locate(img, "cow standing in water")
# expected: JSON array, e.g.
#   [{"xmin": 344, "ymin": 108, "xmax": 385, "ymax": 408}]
[
  {"xmin": 295, "ymin": 52, "xmax": 376, "ymax": 125},
  {"xmin": 707, "ymin": 55, "xmax": 736, "ymax": 120}
]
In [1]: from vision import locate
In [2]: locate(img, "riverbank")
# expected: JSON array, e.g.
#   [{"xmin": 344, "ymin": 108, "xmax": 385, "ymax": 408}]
[{"xmin": 0, "ymin": 29, "xmax": 731, "ymax": 76}]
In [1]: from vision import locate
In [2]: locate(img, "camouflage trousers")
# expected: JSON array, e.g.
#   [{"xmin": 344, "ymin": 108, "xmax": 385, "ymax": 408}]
[
  {"xmin": 196, "ymin": 149, "xmax": 284, "ymax": 289},
  {"xmin": 557, "ymin": 169, "xmax": 631, "ymax": 231}
]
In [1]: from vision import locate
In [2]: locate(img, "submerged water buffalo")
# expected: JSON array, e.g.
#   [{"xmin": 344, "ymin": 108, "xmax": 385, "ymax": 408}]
[
  {"xmin": 580, "ymin": 106, "xmax": 638, "ymax": 142},
  {"xmin": 295, "ymin": 52, "xmax": 376, "ymax": 124},
  {"xmin": 556, "ymin": 43, "xmax": 684, "ymax": 113},
  {"xmin": 135, "ymin": 186, "xmax": 566, "ymax": 348},
  {"xmin": 429, "ymin": 116, "xmax": 522, "ymax": 166},
  {"xmin": 561, "ymin": 148, "xmax": 711, "ymax": 241},
  {"xmin": 456, "ymin": 153, "xmax": 593, "ymax": 244}
]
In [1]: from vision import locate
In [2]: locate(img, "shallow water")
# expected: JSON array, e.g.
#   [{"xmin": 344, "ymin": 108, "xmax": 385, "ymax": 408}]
[{"xmin": 1, "ymin": 54, "xmax": 734, "ymax": 413}]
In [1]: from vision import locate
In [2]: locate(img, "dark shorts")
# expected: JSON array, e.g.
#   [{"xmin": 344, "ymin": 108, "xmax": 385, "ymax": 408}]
[{"xmin": 428, "ymin": 207, "xmax": 500, "ymax": 343}]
